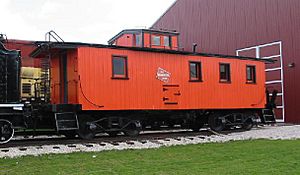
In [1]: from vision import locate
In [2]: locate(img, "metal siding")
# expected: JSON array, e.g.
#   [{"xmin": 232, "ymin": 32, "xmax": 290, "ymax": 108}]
[
  {"xmin": 152, "ymin": 0, "xmax": 300, "ymax": 123},
  {"xmin": 289, "ymin": 0, "xmax": 300, "ymax": 123}
]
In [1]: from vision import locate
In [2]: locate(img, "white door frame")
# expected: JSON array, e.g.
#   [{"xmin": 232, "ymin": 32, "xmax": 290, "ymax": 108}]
[{"xmin": 236, "ymin": 41, "xmax": 285, "ymax": 122}]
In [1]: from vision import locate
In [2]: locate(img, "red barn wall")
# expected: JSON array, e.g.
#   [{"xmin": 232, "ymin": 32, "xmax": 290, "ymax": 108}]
[{"xmin": 152, "ymin": 0, "xmax": 300, "ymax": 123}]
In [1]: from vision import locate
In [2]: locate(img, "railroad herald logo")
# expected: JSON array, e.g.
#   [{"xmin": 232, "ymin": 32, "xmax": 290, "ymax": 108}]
[{"xmin": 156, "ymin": 67, "xmax": 171, "ymax": 83}]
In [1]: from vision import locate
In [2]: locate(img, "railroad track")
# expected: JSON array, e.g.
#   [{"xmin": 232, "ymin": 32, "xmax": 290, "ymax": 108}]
[
  {"xmin": 1, "ymin": 129, "xmax": 218, "ymax": 148},
  {"xmin": 0, "ymin": 127, "xmax": 253, "ymax": 158}
]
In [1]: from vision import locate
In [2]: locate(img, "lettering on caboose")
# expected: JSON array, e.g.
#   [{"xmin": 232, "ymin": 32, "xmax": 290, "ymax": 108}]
[{"xmin": 156, "ymin": 67, "xmax": 171, "ymax": 83}]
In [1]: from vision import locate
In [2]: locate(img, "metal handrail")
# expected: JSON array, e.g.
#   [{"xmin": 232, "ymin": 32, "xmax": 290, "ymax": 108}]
[{"xmin": 45, "ymin": 30, "xmax": 64, "ymax": 43}]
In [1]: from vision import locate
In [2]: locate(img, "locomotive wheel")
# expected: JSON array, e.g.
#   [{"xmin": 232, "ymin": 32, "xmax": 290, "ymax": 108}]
[
  {"xmin": 242, "ymin": 118, "xmax": 254, "ymax": 130},
  {"xmin": 0, "ymin": 120, "xmax": 14, "ymax": 144},
  {"xmin": 208, "ymin": 113, "xmax": 225, "ymax": 132},
  {"xmin": 123, "ymin": 121, "xmax": 141, "ymax": 137}
]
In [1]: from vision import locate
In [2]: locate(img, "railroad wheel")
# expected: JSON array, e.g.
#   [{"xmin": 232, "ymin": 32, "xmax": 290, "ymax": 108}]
[
  {"xmin": 78, "ymin": 122, "xmax": 95, "ymax": 140},
  {"xmin": 0, "ymin": 120, "xmax": 14, "ymax": 144},
  {"xmin": 123, "ymin": 121, "xmax": 142, "ymax": 137},
  {"xmin": 242, "ymin": 118, "xmax": 254, "ymax": 130},
  {"xmin": 208, "ymin": 113, "xmax": 225, "ymax": 132}
]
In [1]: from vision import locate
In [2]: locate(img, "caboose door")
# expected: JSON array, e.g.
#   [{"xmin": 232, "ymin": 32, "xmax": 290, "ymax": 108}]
[{"xmin": 162, "ymin": 84, "xmax": 181, "ymax": 105}]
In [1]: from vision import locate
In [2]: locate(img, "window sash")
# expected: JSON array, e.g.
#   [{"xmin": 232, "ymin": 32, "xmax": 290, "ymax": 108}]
[
  {"xmin": 219, "ymin": 63, "xmax": 230, "ymax": 82},
  {"xmin": 189, "ymin": 61, "xmax": 202, "ymax": 81},
  {"xmin": 163, "ymin": 36, "xmax": 170, "ymax": 47},
  {"xmin": 246, "ymin": 65, "xmax": 256, "ymax": 83},
  {"xmin": 112, "ymin": 56, "xmax": 128, "ymax": 78},
  {"xmin": 152, "ymin": 36, "xmax": 161, "ymax": 46},
  {"xmin": 135, "ymin": 34, "xmax": 141, "ymax": 47}
]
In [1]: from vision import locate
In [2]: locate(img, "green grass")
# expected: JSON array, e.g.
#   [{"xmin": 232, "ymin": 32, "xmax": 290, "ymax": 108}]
[{"xmin": 1, "ymin": 140, "xmax": 300, "ymax": 175}]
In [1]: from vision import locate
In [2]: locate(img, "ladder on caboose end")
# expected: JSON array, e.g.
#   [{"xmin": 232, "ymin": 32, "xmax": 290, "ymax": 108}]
[
  {"xmin": 39, "ymin": 56, "xmax": 50, "ymax": 102},
  {"xmin": 38, "ymin": 31, "xmax": 65, "ymax": 103}
]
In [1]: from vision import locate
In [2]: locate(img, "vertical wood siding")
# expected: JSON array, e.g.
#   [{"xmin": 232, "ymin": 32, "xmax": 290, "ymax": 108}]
[{"xmin": 67, "ymin": 47, "xmax": 267, "ymax": 111}]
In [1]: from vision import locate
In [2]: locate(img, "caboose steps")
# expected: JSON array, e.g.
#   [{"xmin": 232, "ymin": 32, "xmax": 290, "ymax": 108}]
[
  {"xmin": 260, "ymin": 109, "xmax": 276, "ymax": 124},
  {"xmin": 54, "ymin": 112, "xmax": 79, "ymax": 131}
]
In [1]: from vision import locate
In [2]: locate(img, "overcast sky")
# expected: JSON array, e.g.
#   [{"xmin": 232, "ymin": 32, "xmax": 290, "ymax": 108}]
[{"xmin": 1, "ymin": 0, "xmax": 175, "ymax": 44}]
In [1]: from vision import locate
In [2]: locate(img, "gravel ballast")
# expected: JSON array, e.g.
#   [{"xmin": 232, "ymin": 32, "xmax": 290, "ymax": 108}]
[{"xmin": 1, "ymin": 125, "xmax": 300, "ymax": 158}]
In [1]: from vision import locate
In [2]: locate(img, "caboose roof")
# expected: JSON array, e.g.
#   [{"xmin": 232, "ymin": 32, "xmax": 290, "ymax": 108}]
[{"xmin": 30, "ymin": 41, "xmax": 273, "ymax": 63}]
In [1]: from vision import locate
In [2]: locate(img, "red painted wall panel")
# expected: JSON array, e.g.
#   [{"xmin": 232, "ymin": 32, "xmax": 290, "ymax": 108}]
[
  {"xmin": 152, "ymin": 0, "xmax": 300, "ymax": 123},
  {"xmin": 50, "ymin": 47, "xmax": 267, "ymax": 111},
  {"xmin": 143, "ymin": 33, "xmax": 151, "ymax": 48},
  {"xmin": 67, "ymin": 50, "xmax": 79, "ymax": 104},
  {"xmin": 115, "ymin": 34, "xmax": 134, "ymax": 47},
  {"xmin": 50, "ymin": 55, "xmax": 61, "ymax": 104}
]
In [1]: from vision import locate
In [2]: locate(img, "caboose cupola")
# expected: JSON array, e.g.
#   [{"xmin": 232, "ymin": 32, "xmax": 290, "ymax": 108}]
[{"xmin": 108, "ymin": 29, "xmax": 179, "ymax": 51}]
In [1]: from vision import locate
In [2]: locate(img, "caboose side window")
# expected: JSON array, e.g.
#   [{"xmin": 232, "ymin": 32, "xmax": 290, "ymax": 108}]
[
  {"xmin": 134, "ymin": 34, "xmax": 141, "ymax": 47},
  {"xmin": 189, "ymin": 61, "xmax": 202, "ymax": 82},
  {"xmin": 164, "ymin": 36, "xmax": 171, "ymax": 47},
  {"xmin": 152, "ymin": 35, "xmax": 161, "ymax": 46},
  {"xmin": 246, "ymin": 65, "xmax": 256, "ymax": 83},
  {"xmin": 219, "ymin": 63, "xmax": 231, "ymax": 82},
  {"xmin": 112, "ymin": 56, "xmax": 128, "ymax": 79}
]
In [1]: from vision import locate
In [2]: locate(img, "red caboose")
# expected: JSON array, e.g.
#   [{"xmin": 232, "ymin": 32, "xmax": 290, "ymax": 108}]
[
  {"xmin": 31, "ymin": 40, "xmax": 274, "ymax": 139},
  {"xmin": 51, "ymin": 46, "xmax": 265, "ymax": 110}
]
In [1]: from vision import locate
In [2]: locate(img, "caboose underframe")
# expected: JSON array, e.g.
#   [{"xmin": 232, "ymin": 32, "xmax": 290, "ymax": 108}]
[
  {"xmin": 73, "ymin": 108, "xmax": 262, "ymax": 139},
  {"xmin": 0, "ymin": 104, "xmax": 269, "ymax": 143}
]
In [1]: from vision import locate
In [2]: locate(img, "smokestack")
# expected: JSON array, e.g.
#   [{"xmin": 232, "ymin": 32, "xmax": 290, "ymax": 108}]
[{"xmin": 192, "ymin": 43, "xmax": 197, "ymax": 53}]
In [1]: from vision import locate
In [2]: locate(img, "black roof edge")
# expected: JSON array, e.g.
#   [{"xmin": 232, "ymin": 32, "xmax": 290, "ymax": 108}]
[
  {"xmin": 107, "ymin": 29, "xmax": 179, "ymax": 44},
  {"xmin": 30, "ymin": 41, "xmax": 274, "ymax": 63}
]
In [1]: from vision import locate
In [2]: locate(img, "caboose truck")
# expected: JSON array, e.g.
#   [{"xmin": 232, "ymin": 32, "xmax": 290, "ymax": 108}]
[{"xmin": 0, "ymin": 30, "xmax": 277, "ymax": 144}]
